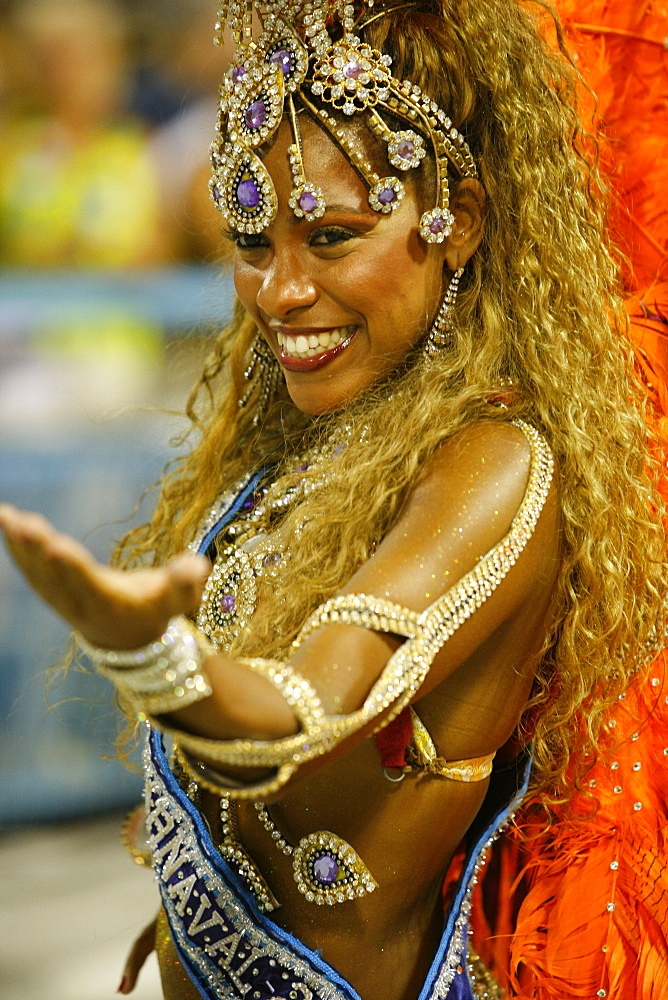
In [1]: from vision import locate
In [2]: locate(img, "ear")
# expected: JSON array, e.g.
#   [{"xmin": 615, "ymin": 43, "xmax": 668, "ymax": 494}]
[{"xmin": 442, "ymin": 178, "xmax": 486, "ymax": 272}]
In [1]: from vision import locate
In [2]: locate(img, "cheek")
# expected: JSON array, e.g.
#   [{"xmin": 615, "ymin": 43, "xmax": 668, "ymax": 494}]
[
  {"xmin": 233, "ymin": 261, "xmax": 260, "ymax": 316},
  {"xmin": 341, "ymin": 245, "xmax": 439, "ymax": 329}
]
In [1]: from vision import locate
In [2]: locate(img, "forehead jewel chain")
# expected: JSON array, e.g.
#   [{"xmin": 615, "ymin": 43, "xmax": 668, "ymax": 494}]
[{"xmin": 210, "ymin": 0, "xmax": 478, "ymax": 244}]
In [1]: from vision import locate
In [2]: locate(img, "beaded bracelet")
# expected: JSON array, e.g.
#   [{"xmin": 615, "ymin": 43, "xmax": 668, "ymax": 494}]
[{"xmin": 77, "ymin": 616, "xmax": 214, "ymax": 715}]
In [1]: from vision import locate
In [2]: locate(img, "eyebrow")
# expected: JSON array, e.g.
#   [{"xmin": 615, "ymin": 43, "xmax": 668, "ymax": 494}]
[{"xmin": 290, "ymin": 203, "xmax": 375, "ymax": 224}]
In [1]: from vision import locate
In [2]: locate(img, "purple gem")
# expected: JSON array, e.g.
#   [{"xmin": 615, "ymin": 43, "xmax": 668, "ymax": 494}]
[
  {"xmin": 242, "ymin": 497, "xmax": 255, "ymax": 510},
  {"xmin": 343, "ymin": 60, "xmax": 362, "ymax": 79},
  {"xmin": 313, "ymin": 854, "xmax": 339, "ymax": 884},
  {"xmin": 378, "ymin": 187, "xmax": 396, "ymax": 205},
  {"xmin": 212, "ymin": 184, "xmax": 222, "ymax": 203},
  {"xmin": 297, "ymin": 463, "xmax": 309, "ymax": 472},
  {"xmin": 262, "ymin": 551, "xmax": 282, "ymax": 569},
  {"xmin": 237, "ymin": 178, "xmax": 260, "ymax": 209},
  {"xmin": 220, "ymin": 594, "xmax": 236, "ymax": 614},
  {"xmin": 269, "ymin": 48, "xmax": 292, "ymax": 76},
  {"xmin": 429, "ymin": 216, "xmax": 446, "ymax": 235},
  {"xmin": 244, "ymin": 100, "xmax": 267, "ymax": 130},
  {"xmin": 299, "ymin": 191, "xmax": 318, "ymax": 213},
  {"xmin": 231, "ymin": 65, "xmax": 246, "ymax": 82},
  {"xmin": 397, "ymin": 139, "xmax": 415, "ymax": 160}
]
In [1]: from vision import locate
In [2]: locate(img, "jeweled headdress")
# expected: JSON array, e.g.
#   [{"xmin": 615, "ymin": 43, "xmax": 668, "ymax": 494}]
[{"xmin": 210, "ymin": 1, "xmax": 478, "ymax": 243}]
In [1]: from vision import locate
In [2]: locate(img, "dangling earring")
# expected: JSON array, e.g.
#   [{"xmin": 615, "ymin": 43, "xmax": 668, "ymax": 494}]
[
  {"xmin": 239, "ymin": 333, "xmax": 282, "ymax": 425},
  {"xmin": 425, "ymin": 266, "xmax": 464, "ymax": 357}
]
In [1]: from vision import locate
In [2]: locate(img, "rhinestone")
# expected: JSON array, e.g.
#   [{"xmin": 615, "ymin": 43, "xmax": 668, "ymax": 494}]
[
  {"xmin": 220, "ymin": 593, "xmax": 236, "ymax": 614},
  {"xmin": 244, "ymin": 100, "xmax": 267, "ymax": 130},
  {"xmin": 607, "ymin": 902, "xmax": 616, "ymax": 911},
  {"xmin": 237, "ymin": 179, "xmax": 260, "ymax": 209},
  {"xmin": 597, "ymin": 991, "xmax": 607, "ymax": 997},
  {"xmin": 633, "ymin": 801, "xmax": 642, "ymax": 810},
  {"xmin": 298, "ymin": 191, "xmax": 318, "ymax": 213},
  {"xmin": 610, "ymin": 861, "xmax": 619, "ymax": 870},
  {"xmin": 378, "ymin": 187, "xmax": 396, "ymax": 205},
  {"xmin": 269, "ymin": 48, "xmax": 292, "ymax": 76}
]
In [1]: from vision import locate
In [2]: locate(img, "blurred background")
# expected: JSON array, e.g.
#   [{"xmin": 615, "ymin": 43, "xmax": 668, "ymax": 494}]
[{"xmin": 0, "ymin": 1, "xmax": 235, "ymax": 995}]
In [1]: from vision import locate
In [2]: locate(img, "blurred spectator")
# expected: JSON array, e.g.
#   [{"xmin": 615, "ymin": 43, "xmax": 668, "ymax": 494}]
[
  {"xmin": 0, "ymin": 0, "xmax": 178, "ymax": 267},
  {"xmin": 130, "ymin": 0, "xmax": 232, "ymax": 261}
]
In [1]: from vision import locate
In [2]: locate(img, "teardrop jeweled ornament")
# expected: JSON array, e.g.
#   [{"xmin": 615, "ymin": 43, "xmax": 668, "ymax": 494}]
[
  {"xmin": 228, "ymin": 61, "xmax": 284, "ymax": 148},
  {"xmin": 265, "ymin": 31, "xmax": 308, "ymax": 93},
  {"xmin": 213, "ymin": 147, "xmax": 278, "ymax": 233},
  {"xmin": 292, "ymin": 831, "xmax": 378, "ymax": 905}
]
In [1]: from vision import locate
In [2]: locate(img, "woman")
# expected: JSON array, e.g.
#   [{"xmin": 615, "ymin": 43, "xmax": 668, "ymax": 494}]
[{"xmin": 1, "ymin": 2, "xmax": 667, "ymax": 998}]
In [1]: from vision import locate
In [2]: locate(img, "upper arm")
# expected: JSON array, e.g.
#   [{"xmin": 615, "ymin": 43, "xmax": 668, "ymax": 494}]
[{"xmin": 290, "ymin": 420, "xmax": 560, "ymax": 715}]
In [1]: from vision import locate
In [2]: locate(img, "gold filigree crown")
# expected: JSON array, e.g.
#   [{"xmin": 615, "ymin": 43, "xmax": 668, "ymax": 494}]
[{"xmin": 211, "ymin": 1, "xmax": 477, "ymax": 243}]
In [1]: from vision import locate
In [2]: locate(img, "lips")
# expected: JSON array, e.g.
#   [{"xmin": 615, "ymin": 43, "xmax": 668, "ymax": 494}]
[{"xmin": 275, "ymin": 326, "xmax": 357, "ymax": 372}]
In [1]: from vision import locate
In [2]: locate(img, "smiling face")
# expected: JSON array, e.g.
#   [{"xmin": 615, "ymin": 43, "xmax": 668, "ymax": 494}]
[{"xmin": 231, "ymin": 115, "xmax": 480, "ymax": 415}]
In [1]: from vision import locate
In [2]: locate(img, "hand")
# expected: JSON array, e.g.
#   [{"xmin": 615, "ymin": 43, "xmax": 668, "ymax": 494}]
[
  {"xmin": 118, "ymin": 915, "xmax": 157, "ymax": 995},
  {"xmin": 0, "ymin": 503, "xmax": 210, "ymax": 650}
]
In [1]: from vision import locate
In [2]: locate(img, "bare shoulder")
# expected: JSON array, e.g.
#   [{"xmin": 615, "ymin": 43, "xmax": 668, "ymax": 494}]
[
  {"xmin": 351, "ymin": 420, "xmax": 559, "ymax": 617},
  {"xmin": 398, "ymin": 420, "xmax": 553, "ymax": 561},
  {"xmin": 420, "ymin": 419, "xmax": 535, "ymax": 499}
]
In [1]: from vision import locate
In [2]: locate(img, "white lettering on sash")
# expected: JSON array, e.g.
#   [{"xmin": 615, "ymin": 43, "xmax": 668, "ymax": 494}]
[
  {"xmin": 235, "ymin": 947, "xmax": 264, "ymax": 976},
  {"xmin": 166, "ymin": 873, "xmax": 198, "ymax": 916},
  {"xmin": 154, "ymin": 827, "xmax": 189, "ymax": 881},
  {"xmin": 147, "ymin": 799, "xmax": 175, "ymax": 845},
  {"xmin": 187, "ymin": 894, "xmax": 227, "ymax": 936},
  {"xmin": 206, "ymin": 931, "xmax": 251, "ymax": 994}
]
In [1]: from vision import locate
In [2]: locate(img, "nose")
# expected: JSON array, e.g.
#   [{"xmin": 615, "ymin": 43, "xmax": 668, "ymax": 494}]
[{"xmin": 255, "ymin": 245, "xmax": 318, "ymax": 320}]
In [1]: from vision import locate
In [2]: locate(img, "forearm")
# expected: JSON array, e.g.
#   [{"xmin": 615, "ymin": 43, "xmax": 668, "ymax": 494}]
[{"xmin": 164, "ymin": 650, "xmax": 299, "ymax": 742}]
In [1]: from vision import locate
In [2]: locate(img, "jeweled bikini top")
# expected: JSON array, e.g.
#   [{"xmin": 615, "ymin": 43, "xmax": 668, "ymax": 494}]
[{"xmin": 210, "ymin": 0, "xmax": 478, "ymax": 241}]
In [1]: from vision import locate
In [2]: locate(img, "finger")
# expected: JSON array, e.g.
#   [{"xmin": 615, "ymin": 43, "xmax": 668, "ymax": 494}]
[
  {"xmin": 163, "ymin": 553, "xmax": 212, "ymax": 617},
  {"xmin": 1, "ymin": 511, "xmax": 103, "ymax": 622},
  {"xmin": 119, "ymin": 917, "xmax": 157, "ymax": 994},
  {"xmin": 0, "ymin": 506, "xmax": 58, "ymax": 548}
]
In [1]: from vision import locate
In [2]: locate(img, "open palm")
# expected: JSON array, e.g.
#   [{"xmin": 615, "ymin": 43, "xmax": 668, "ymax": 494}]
[{"xmin": 0, "ymin": 504, "xmax": 210, "ymax": 650}]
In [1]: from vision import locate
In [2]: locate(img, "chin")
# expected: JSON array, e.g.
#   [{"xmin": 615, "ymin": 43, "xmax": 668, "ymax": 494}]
[{"xmin": 284, "ymin": 376, "xmax": 368, "ymax": 416}]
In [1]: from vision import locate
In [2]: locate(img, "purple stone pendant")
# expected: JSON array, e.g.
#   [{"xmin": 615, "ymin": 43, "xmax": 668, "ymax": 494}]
[
  {"xmin": 387, "ymin": 129, "xmax": 427, "ymax": 171},
  {"xmin": 292, "ymin": 831, "xmax": 378, "ymax": 905},
  {"xmin": 419, "ymin": 205, "xmax": 456, "ymax": 244},
  {"xmin": 369, "ymin": 176, "xmax": 405, "ymax": 215},
  {"xmin": 286, "ymin": 96, "xmax": 326, "ymax": 221}
]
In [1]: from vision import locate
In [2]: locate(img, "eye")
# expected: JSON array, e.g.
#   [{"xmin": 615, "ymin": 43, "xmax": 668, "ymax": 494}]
[
  {"xmin": 228, "ymin": 231, "xmax": 270, "ymax": 252},
  {"xmin": 310, "ymin": 227, "xmax": 358, "ymax": 247}
]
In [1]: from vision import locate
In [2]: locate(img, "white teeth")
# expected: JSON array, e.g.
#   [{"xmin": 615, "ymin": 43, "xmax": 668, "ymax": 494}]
[{"xmin": 277, "ymin": 327, "xmax": 355, "ymax": 360}]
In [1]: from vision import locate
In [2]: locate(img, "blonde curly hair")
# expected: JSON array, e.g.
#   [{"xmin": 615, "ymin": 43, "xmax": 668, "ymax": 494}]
[{"xmin": 115, "ymin": 0, "xmax": 667, "ymax": 807}]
